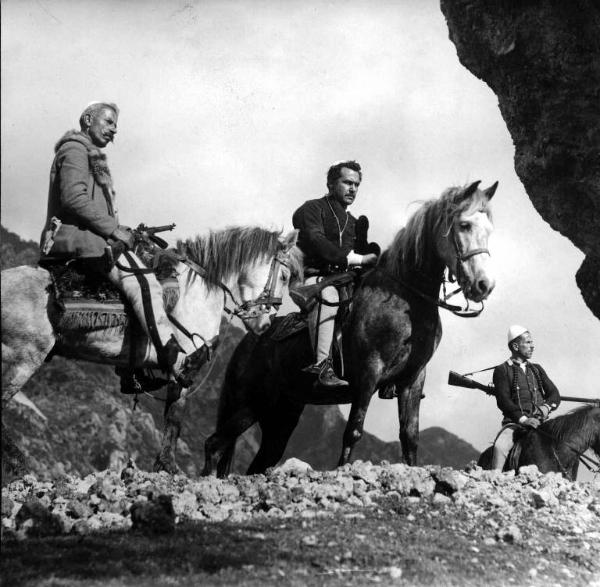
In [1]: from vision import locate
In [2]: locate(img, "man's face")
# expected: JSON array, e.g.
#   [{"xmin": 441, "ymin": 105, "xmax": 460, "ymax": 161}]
[
  {"xmin": 329, "ymin": 167, "xmax": 361, "ymax": 208},
  {"xmin": 85, "ymin": 107, "xmax": 118, "ymax": 148},
  {"xmin": 512, "ymin": 332, "xmax": 534, "ymax": 360}
]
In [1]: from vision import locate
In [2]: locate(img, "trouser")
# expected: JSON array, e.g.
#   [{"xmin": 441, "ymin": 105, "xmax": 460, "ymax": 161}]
[
  {"xmin": 306, "ymin": 276, "xmax": 339, "ymax": 365},
  {"xmin": 106, "ymin": 250, "xmax": 175, "ymax": 365},
  {"xmin": 491, "ymin": 425, "xmax": 517, "ymax": 470}
]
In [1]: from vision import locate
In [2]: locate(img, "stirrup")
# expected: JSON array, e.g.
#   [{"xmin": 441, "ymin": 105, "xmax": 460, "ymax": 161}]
[{"xmin": 315, "ymin": 361, "xmax": 349, "ymax": 388}]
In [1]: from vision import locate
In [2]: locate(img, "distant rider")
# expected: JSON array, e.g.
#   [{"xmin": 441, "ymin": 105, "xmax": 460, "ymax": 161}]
[
  {"xmin": 292, "ymin": 160, "xmax": 378, "ymax": 388},
  {"xmin": 491, "ymin": 325, "xmax": 561, "ymax": 470},
  {"xmin": 39, "ymin": 102, "xmax": 191, "ymax": 388}
]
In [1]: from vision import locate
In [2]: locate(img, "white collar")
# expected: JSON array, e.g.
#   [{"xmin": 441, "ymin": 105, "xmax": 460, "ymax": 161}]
[{"xmin": 507, "ymin": 358, "xmax": 528, "ymax": 370}]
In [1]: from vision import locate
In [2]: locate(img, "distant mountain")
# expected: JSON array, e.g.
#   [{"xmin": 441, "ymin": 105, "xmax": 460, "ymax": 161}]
[
  {"xmin": 2, "ymin": 224, "xmax": 478, "ymax": 480},
  {"xmin": 0, "ymin": 225, "xmax": 39, "ymax": 270},
  {"xmin": 283, "ymin": 407, "xmax": 478, "ymax": 470}
]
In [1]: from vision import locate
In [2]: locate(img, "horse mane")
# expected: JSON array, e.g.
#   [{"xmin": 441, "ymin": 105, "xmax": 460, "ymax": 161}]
[
  {"xmin": 176, "ymin": 226, "xmax": 303, "ymax": 290},
  {"xmin": 542, "ymin": 404, "xmax": 600, "ymax": 448},
  {"xmin": 383, "ymin": 184, "xmax": 493, "ymax": 278}
]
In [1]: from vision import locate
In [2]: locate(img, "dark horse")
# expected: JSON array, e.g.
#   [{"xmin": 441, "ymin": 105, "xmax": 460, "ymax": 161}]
[
  {"xmin": 204, "ymin": 181, "xmax": 498, "ymax": 476},
  {"xmin": 478, "ymin": 405, "xmax": 600, "ymax": 480}
]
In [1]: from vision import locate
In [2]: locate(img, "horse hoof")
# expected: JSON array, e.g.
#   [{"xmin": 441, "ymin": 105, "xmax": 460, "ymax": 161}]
[{"xmin": 153, "ymin": 456, "xmax": 180, "ymax": 475}]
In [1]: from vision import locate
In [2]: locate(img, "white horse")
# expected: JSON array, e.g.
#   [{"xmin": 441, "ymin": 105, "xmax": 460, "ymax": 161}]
[{"xmin": 1, "ymin": 226, "xmax": 301, "ymax": 473}]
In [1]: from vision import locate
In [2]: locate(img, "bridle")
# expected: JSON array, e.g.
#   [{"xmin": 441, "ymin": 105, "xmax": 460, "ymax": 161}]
[
  {"xmin": 439, "ymin": 224, "xmax": 490, "ymax": 317},
  {"xmin": 223, "ymin": 250, "xmax": 291, "ymax": 322},
  {"xmin": 449, "ymin": 225, "xmax": 490, "ymax": 286},
  {"xmin": 396, "ymin": 221, "xmax": 490, "ymax": 318},
  {"xmin": 178, "ymin": 248, "xmax": 291, "ymax": 325}
]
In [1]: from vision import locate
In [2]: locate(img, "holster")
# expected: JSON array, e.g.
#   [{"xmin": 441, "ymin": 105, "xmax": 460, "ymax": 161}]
[
  {"xmin": 103, "ymin": 240, "xmax": 128, "ymax": 272},
  {"xmin": 40, "ymin": 217, "xmax": 62, "ymax": 255}
]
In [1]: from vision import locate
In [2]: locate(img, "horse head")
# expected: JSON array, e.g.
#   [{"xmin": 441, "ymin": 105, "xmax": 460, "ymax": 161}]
[
  {"xmin": 436, "ymin": 180, "xmax": 497, "ymax": 302},
  {"xmin": 235, "ymin": 229, "xmax": 300, "ymax": 334}
]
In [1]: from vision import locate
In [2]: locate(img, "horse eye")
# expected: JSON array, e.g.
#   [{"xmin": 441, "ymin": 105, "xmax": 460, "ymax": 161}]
[{"xmin": 459, "ymin": 222, "xmax": 471, "ymax": 231}]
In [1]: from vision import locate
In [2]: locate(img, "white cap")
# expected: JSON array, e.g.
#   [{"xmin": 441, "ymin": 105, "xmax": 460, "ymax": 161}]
[{"xmin": 507, "ymin": 325, "xmax": 529, "ymax": 343}]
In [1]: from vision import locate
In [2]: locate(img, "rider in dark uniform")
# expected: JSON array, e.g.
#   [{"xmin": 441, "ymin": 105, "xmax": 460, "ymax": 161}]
[
  {"xmin": 292, "ymin": 160, "xmax": 378, "ymax": 388},
  {"xmin": 491, "ymin": 325, "xmax": 561, "ymax": 469}
]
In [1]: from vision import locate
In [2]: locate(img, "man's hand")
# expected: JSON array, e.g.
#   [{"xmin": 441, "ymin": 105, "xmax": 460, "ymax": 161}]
[
  {"xmin": 361, "ymin": 253, "xmax": 378, "ymax": 266},
  {"xmin": 523, "ymin": 417, "xmax": 541, "ymax": 429},
  {"xmin": 538, "ymin": 404, "xmax": 551, "ymax": 420},
  {"xmin": 111, "ymin": 226, "xmax": 135, "ymax": 250}
]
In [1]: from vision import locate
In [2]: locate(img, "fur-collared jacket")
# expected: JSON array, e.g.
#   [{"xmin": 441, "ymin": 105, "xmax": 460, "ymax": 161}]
[
  {"xmin": 292, "ymin": 195, "xmax": 357, "ymax": 275},
  {"xmin": 493, "ymin": 359, "xmax": 561, "ymax": 424},
  {"xmin": 40, "ymin": 130, "xmax": 119, "ymax": 259}
]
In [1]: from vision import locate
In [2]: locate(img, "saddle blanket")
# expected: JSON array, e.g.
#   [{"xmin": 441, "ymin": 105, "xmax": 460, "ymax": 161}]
[
  {"xmin": 56, "ymin": 299, "xmax": 130, "ymax": 333},
  {"xmin": 46, "ymin": 262, "xmax": 179, "ymax": 333}
]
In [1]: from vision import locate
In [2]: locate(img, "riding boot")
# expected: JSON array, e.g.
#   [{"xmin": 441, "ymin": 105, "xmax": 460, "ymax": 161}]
[{"xmin": 315, "ymin": 358, "xmax": 349, "ymax": 388}]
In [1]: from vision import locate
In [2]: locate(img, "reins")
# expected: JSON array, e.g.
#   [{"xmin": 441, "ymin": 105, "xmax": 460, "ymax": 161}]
[
  {"xmin": 533, "ymin": 426, "xmax": 600, "ymax": 475},
  {"xmin": 394, "ymin": 272, "xmax": 485, "ymax": 318},
  {"xmin": 391, "ymin": 217, "xmax": 489, "ymax": 318}
]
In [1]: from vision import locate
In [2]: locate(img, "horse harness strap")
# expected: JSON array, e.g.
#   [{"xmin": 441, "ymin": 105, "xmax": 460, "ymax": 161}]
[
  {"xmin": 177, "ymin": 250, "xmax": 289, "ymax": 321},
  {"xmin": 120, "ymin": 251, "xmax": 168, "ymax": 366},
  {"xmin": 450, "ymin": 228, "xmax": 490, "ymax": 287},
  {"xmin": 394, "ymin": 274, "xmax": 484, "ymax": 318},
  {"xmin": 534, "ymin": 426, "xmax": 600, "ymax": 473}
]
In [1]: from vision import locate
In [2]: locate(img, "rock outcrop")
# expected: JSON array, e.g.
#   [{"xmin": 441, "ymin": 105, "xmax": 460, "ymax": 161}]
[
  {"xmin": 441, "ymin": 0, "xmax": 600, "ymax": 319},
  {"xmin": 2, "ymin": 461, "xmax": 599, "ymax": 547}
]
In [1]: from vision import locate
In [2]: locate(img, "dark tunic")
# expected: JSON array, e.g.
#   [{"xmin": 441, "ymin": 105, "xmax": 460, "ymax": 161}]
[
  {"xmin": 493, "ymin": 360, "xmax": 561, "ymax": 424},
  {"xmin": 292, "ymin": 195, "xmax": 357, "ymax": 275}
]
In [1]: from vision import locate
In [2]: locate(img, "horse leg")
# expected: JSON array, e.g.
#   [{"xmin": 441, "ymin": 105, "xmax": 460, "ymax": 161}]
[
  {"xmin": 247, "ymin": 404, "xmax": 303, "ymax": 475},
  {"xmin": 203, "ymin": 405, "xmax": 258, "ymax": 477},
  {"xmin": 396, "ymin": 369, "xmax": 425, "ymax": 466},
  {"xmin": 154, "ymin": 382, "xmax": 187, "ymax": 474},
  {"xmin": 477, "ymin": 446, "xmax": 494, "ymax": 470},
  {"xmin": 338, "ymin": 370, "xmax": 379, "ymax": 466}
]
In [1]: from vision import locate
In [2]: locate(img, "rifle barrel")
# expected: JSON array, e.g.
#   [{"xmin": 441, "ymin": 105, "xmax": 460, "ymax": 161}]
[{"xmin": 561, "ymin": 395, "xmax": 600, "ymax": 405}]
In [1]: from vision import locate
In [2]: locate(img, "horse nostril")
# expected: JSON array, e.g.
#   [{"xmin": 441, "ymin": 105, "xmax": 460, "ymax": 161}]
[{"xmin": 477, "ymin": 280, "xmax": 488, "ymax": 295}]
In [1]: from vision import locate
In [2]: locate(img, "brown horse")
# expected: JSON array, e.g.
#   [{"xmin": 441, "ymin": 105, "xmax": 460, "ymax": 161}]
[
  {"xmin": 478, "ymin": 405, "xmax": 600, "ymax": 480},
  {"xmin": 204, "ymin": 181, "xmax": 498, "ymax": 476}
]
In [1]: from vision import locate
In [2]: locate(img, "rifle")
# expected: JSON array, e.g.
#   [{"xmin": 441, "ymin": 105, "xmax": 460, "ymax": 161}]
[
  {"xmin": 448, "ymin": 370, "xmax": 600, "ymax": 405},
  {"xmin": 135, "ymin": 223, "xmax": 176, "ymax": 249},
  {"xmin": 289, "ymin": 271, "xmax": 356, "ymax": 313}
]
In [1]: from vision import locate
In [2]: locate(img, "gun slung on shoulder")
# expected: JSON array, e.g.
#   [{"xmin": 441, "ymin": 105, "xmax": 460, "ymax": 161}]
[{"xmin": 447, "ymin": 371, "xmax": 599, "ymax": 405}]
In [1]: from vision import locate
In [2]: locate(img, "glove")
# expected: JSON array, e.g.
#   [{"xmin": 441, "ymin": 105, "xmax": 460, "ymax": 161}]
[
  {"xmin": 361, "ymin": 253, "xmax": 378, "ymax": 266},
  {"xmin": 538, "ymin": 404, "xmax": 551, "ymax": 420},
  {"xmin": 111, "ymin": 226, "xmax": 135, "ymax": 250},
  {"xmin": 523, "ymin": 417, "xmax": 540, "ymax": 429}
]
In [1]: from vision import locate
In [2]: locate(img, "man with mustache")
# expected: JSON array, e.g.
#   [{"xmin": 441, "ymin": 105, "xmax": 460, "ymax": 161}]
[
  {"xmin": 292, "ymin": 160, "xmax": 378, "ymax": 388},
  {"xmin": 490, "ymin": 325, "xmax": 561, "ymax": 470},
  {"xmin": 40, "ymin": 102, "xmax": 189, "ymax": 389}
]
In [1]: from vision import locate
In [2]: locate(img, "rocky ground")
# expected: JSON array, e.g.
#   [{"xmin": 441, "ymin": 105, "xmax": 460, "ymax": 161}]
[{"xmin": 2, "ymin": 459, "xmax": 599, "ymax": 586}]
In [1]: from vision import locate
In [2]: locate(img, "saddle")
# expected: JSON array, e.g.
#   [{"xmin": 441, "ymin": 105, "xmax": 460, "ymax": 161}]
[
  {"xmin": 43, "ymin": 248, "xmax": 180, "ymax": 336},
  {"xmin": 497, "ymin": 424, "xmax": 530, "ymax": 472},
  {"xmin": 41, "ymin": 247, "xmax": 185, "ymax": 394}
]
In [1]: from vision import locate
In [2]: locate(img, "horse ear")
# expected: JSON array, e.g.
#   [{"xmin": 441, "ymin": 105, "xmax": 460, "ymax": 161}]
[
  {"xmin": 279, "ymin": 229, "xmax": 299, "ymax": 252},
  {"xmin": 459, "ymin": 180, "xmax": 481, "ymax": 201},
  {"xmin": 483, "ymin": 181, "xmax": 499, "ymax": 200}
]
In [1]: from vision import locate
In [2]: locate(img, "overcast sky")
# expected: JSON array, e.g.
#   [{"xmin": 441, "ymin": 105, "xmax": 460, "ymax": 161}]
[{"xmin": 2, "ymin": 0, "xmax": 599, "ymax": 464}]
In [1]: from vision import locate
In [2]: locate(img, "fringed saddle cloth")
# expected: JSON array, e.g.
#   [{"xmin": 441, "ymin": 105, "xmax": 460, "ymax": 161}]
[{"xmin": 44, "ymin": 249, "xmax": 179, "ymax": 337}]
